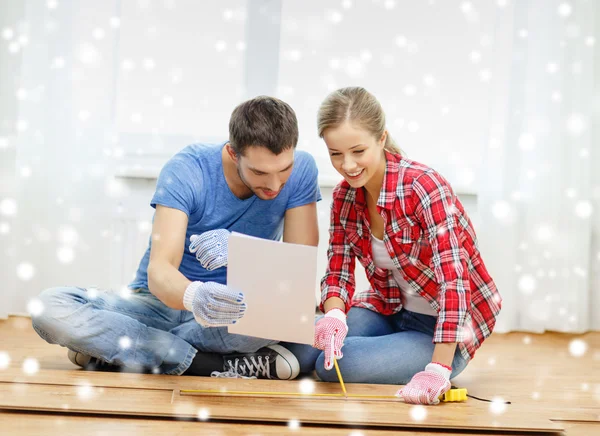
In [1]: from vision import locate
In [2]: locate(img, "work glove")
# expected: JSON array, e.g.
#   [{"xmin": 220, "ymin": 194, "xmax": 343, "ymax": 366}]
[
  {"xmin": 395, "ymin": 362, "xmax": 452, "ymax": 405},
  {"xmin": 183, "ymin": 281, "xmax": 246, "ymax": 327},
  {"xmin": 189, "ymin": 229, "xmax": 230, "ymax": 270},
  {"xmin": 313, "ymin": 308, "xmax": 348, "ymax": 370}
]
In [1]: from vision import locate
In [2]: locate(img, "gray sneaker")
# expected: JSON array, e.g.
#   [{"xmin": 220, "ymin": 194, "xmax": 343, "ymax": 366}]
[{"xmin": 219, "ymin": 344, "xmax": 300, "ymax": 380}]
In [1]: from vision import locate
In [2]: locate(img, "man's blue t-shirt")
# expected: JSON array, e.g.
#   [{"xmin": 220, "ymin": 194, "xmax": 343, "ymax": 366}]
[{"xmin": 129, "ymin": 141, "xmax": 322, "ymax": 289}]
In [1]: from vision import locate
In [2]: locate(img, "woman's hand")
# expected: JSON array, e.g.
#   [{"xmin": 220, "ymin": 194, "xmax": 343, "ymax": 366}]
[{"xmin": 395, "ymin": 362, "xmax": 452, "ymax": 405}]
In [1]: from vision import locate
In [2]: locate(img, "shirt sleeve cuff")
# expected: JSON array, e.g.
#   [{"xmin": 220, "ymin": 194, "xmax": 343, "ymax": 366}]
[
  {"xmin": 320, "ymin": 285, "xmax": 352, "ymax": 313},
  {"xmin": 433, "ymin": 321, "xmax": 466, "ymax": 343}
]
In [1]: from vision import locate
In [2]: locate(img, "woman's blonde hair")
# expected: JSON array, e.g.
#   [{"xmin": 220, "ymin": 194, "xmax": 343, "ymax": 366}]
[{"xmin": 317, "ymin": 87, "xmax": 402, "ymax": 155}]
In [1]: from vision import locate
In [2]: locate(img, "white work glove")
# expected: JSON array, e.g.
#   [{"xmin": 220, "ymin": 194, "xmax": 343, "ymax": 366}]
[
  {"xmin": 395, "ymin": 362, "xmax": 452, "ymax": 405},
  {"xmin": 183, "ymin": 281, "xmax": 246, "ymax": 327},
  {"xmin": 313, "ymin": 308, "xmax": 348, "ymax": 370},
  {"xmin": 189, "ymin": 229, "xmax": 230, "ymax": 270}
]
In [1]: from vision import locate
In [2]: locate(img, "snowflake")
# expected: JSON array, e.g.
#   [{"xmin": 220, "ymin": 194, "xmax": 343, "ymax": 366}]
[
  {"xmin": 197, "ymin": 408, "xmax": 210, "ymax": 421},
  {"xmin": 574, "ymin": 200, "xmax": 593, "ymax": 218},
  {"xmin": 119, "ymin": 336, "xmax": 132, "ymax": 349},
  {"xmin": 0, "ymin": 352, "xmax": 10, "ymax": 370},
  {"xmin": 567, "ymin": 114, "xmax": 587, "ymax": 136},
  {"xmin": 284, "ymin": 50, "xmax": 302, "ymax": 62},
  {"xmin": 17, "ymin": 262, "xmax": 35, "ymax": 281},
  {"xmin": 76, "ymin": 383, "xmax": 95, "ymax": 400},
  {"xmin": 109, "ymin": 17, "xmax": 120, "ymax": 28},
  {"xmin": 569, "ymin": 339, "xmax": 587, "ymax": 357},
  {"xmin": 395, "ymin": 35, "xmax": 407, "ymax": 48},
  {"xmin": 57, "ymin": 246, "xmax": 75, "ymax": 264},
  {"xmin": 518, "ymin": 275, "xmax": 536, "ymax": 295},
  {"xmin": 0, "ymin": 198, "xmax": 17, "ymax": 216},
  {"xmin": 22, "ymin": 357, "xmax": 40, "ymax": 375},
  {"xmin": 410, "ymin": 405, "xmax": 427, "ymax": 421},
  {"xmin": 558, "ymin": 3, "xmax": 572, "ymax": 18},
  {"xmin": 215, "ymin": 40, "xmax": 227, "ymax": 52},
  {"xmin": 423, "ymin": 74, "xmax": 436, "ymax": 87},
  {"xmin": 327, "ymin": 10, "xmax": 343, "ymax": 24},
  {"xmin": 384, "ymin": 0, "xmax": 396, "ymax": 10},
  {"xmin": 407, "ymin": 121, "xmax": 419, "ymax": 133},
  {"xmin": 547, "ymin": 62, "xmax": 559, "ymax": 74},
  {"xmin": 299, "ymin": 379, "xmax": 315, "ymax": 394},
  {"xmin": 479, "ymin": 69, "xmax": 492, "ymax": 82},
  {"xmin": 288, "ymin": 419, "xmax": 300, "ymax": 430},
  {"xmin": 535, "ymin": 224, "xmax": 553, "ymax": 242},
  {"xmin": 27, "ymin": 299, "xmax": 44, "ymax": 317},
  {"xmin": 518, "ymin": 133, "xmax": 535, "ymax": 150},
  {"xmin": 403, "ymin": 85, "xmax": 417, "ymax": 96},
  {"xmin": 491, "ymin": 200, "xmax": 514, "ymax": 223},
  {"xmin": 58, "ymin": 226, "xmax": 79, "ymax": 245},
  {"xmin": 489, "ymin": 397, "xmax": 507, "ymax": 414}
]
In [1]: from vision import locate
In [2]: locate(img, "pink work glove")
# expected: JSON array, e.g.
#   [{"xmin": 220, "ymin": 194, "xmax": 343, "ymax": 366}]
[
  {"xmin": 395, "ymin": 362, "xmax": 452, "ymax": 405},
  {"xmin": 313, "ymin": 308, "xmax": 348, "ymax": 370}
]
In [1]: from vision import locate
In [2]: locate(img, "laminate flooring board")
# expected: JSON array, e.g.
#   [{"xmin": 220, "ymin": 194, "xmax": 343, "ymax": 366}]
[
  {"xmin": 0, "ymin": 382, "xmax": 562, "ymax": 433},
  {"xmin": 7, "ymin": 412, "xmax": 599, "ymax": 436}
]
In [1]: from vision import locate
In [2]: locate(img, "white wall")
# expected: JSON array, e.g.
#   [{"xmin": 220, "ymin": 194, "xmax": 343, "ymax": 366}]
[
  {"xmin": 1, "ymin": 1, "xmax": 596, "ymax": 334},
  {"xmin": 0, "ymin": 0, "xmax": 25, "ymax": 316}
]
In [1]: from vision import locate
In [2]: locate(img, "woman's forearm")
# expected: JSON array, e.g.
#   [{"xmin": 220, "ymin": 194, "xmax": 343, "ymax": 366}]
[
  {"xmin": 323, "ymin": 297, "xmax": 346, "ymax": 313},
  {"xmin": 431, "ymin": 342, "xmax": 458, "ymax": 368}
]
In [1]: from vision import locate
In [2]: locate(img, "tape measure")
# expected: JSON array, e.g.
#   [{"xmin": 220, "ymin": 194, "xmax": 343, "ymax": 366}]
[{"xmin": 180, "ymin": 387, "xmax": 468, "ymax": 402}]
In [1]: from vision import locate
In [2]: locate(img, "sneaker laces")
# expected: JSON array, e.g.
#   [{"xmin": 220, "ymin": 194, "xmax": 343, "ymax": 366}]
[
  {"xmin": 222, "ymin": 355, "xmax": 271, "ymax": 379},
  {"xmin": 210, "ymin": 370, "xmax": 256, "ymax": 379}
]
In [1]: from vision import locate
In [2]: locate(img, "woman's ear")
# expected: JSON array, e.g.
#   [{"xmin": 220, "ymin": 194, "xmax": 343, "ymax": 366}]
[{"xmin": 380, "ymin": 130, "xmax": 388, "ymax": 148}]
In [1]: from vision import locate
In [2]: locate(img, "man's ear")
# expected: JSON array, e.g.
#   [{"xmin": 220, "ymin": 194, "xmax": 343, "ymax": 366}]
[{"xmin": 225, "ymin": 143, "xmax": 239, "ymax": 163}]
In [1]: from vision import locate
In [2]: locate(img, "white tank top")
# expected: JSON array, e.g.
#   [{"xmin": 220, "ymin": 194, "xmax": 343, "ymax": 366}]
[{"xmin": 370, "ymin": 235, "xmax": 438, "ymax": 317}]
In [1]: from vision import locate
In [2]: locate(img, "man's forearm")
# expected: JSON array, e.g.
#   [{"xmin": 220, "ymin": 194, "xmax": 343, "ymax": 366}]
[{"xmin": 147, "ymin": 261, "xmax": 191, "ymax": 310}]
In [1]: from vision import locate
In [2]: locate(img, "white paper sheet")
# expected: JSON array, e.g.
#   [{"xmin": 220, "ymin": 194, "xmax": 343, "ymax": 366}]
[{"xmin": 227, "ymin": 232, "xmax": 317, "ymax": 345}]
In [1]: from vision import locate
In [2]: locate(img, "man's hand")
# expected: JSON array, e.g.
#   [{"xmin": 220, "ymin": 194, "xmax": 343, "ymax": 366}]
[
  {"xmin": 183, "ymin": 281, "xmax": 246, "ymax": 327},
  {"xmin": 189, "ymin": 229, "xmax": 230, "ymax": 270},
  {"xmin": 395, "ymin": 362, "xmax": 452, "ymax": 405},
  {"xmin": 313, "ymin": 308, "xmax": 348, "ymax": 370}
]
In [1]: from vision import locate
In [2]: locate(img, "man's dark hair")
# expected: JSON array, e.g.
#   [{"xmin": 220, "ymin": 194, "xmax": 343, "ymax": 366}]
[{"xmin": 229, "ymin": 96, "xmax": 299, "ymax": 156}]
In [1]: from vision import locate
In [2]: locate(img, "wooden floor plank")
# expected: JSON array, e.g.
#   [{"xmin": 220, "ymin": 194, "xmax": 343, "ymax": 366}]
[
  {"xmin": 11, "ymin": 411, "xmax": 597, "ymax": 436},
  {"xmin": 0, "ymin": 382, "xmax": 561, "ymax": 433}
]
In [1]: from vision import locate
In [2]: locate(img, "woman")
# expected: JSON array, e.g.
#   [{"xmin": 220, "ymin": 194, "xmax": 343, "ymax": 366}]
[{"xmin": 312, "ymin": 87, "xmax": 502, "ymax": 405}]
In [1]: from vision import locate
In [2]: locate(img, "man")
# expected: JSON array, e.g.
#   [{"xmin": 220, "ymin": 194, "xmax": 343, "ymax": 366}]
[{"xmin": 31, "ymin": 96, "xmax": 321, "ymax": 379}]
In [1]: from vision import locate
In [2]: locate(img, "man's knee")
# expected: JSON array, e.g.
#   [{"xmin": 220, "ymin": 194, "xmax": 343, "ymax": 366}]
[
  {"xmin": 219, "ymin": 332, "xmax": 277, "ymax": 354},
  {"xmin": 31, "ymin": 286, "xmax": 86, "ymax": 342}
]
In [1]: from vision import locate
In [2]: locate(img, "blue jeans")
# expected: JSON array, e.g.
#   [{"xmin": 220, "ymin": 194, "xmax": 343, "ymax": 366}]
[
  {"xmin": 315, "ymin": 307, "xmax": 469, "ymax": 384},
  {"xmin": 31, "ymin": 286, "xmax": 318, "ymax": 376}
]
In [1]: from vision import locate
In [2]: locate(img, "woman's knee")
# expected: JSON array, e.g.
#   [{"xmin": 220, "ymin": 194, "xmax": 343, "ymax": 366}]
[
  {"xmin": 314, "ymin": 353, "xmax": 338, "ymax": 382},
  {"xmin": 346, "ymin": 307, "xmax": 393, "ymax": 337}
]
